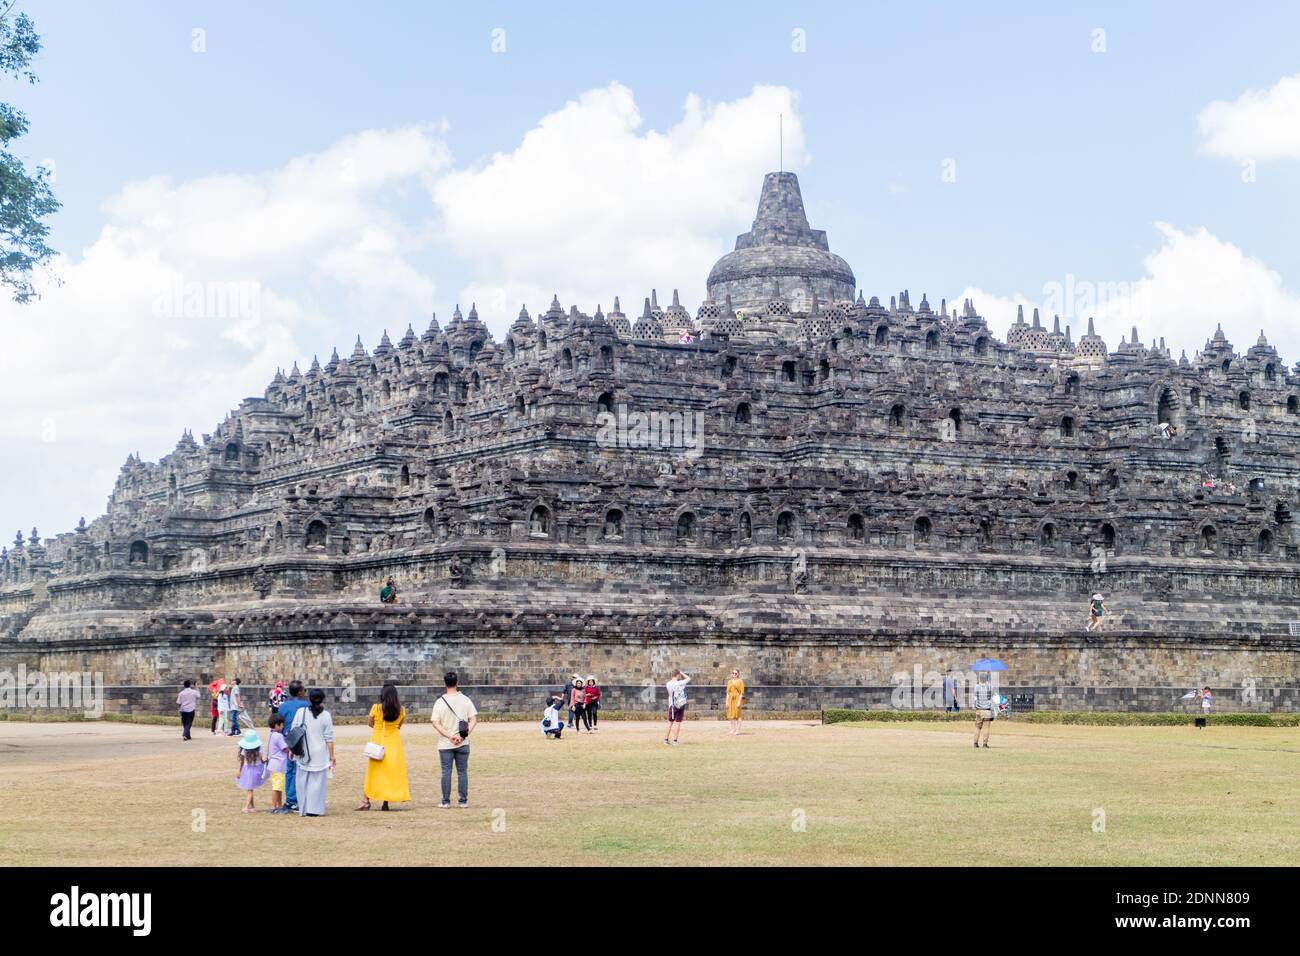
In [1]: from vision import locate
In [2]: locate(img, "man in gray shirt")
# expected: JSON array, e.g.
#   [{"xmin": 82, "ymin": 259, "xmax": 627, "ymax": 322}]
[{"xmin": 972, "ymin": 675, "xmax": 997, "ymax": 748}]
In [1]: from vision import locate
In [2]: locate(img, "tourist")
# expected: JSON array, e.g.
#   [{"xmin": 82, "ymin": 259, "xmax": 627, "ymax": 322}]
[
  {"xmin": 235, "ymin": 728, "xmax": 269, "ymax": 813},
  {"xmin": 209, "ymin": 688, "xmax": 220, "ymax": 735},
  {"xmin": 176, "ymin": 679, "xmax": 199, "ymax": 741},
  {"xmin": 583, "ymin": 675, "xmax": 601, "ymax": 731},
  {"xmin": 216, "ymin": 683, "xmax": 231, "ymax": 736},
  {"xmin": 726, "ymin": 668, "xmax": 745, "ymax": 735},
  {"xmin": 277, "ymin": 681, "xmax": 310, "ymax": 813},
  {"xmin": 379, "ymin": 577, "xmax": 399, "ymax": 604},
  {"xmin": 267, "ymin": 680, "xmax": 286, "ymax": 720},
  {"xmin": 291, "ymin": 688, "xmax": 335, "ymax": 817},
  {"xmin": 1086, "ymin": 593, "xmax": 1106, "ymax": 632},
  {"xmin": 266, "ymin": 713, "xmax": 289, "ymax": 813},
  {"xmin": 1201, "ymin": 686, "xmax": 1213, "ymax": 720},
  {"xmin": 228, "ymin": 677, "xmax": 246, "ymax": 734},
  {"xmin": 431, "ymin": 671, "xmax": 477, "ymax": 808},
  {"xmin": 568, "ymin": 676, "xmax": 586, "ymax": 734},
  {"xmin": 541, "ymin": 693, "xmax": 565, "ymax": 739},
  {"xmin": 664, "ymin": 669, "xmax": 691, "ymax": 745},
  {"xmin": 972, "ymin": 674, "xmax": 997, "ymax": 748},
  {"xmin": 943, "ymin": 673, "xmax": 960, "ymax": 717},
  {"xmin": 357, "ymin": 682, "xmax": 410, "ymax": 811}
]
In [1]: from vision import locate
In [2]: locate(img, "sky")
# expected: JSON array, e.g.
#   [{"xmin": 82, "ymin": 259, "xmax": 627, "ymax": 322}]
[{"xmin": 2, "ymin": 0, "xmax": 1300, "ymax": 543}]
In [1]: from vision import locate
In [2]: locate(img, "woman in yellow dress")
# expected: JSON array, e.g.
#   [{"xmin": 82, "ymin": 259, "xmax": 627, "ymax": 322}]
[
  {"xmin": 356, "ymin": 682, "xmax": 410, "ymax": 810},
  {"xmin": 726, "ymin": 668, "xmax": 745, "ymax": 735}
]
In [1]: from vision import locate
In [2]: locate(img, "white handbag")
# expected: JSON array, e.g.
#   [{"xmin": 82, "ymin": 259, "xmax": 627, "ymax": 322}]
[{"xmin": 363, "ymin": 708, "xmax": 388, "ymax": 761}]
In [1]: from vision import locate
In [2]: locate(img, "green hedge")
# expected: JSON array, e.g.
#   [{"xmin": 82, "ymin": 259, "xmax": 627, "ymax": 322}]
[{"xmin": 821, "ymin": 708, "xmax": 1300, "ymax": 727}]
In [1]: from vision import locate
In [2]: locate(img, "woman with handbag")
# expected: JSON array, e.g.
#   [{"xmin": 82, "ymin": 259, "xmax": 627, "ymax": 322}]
[
  {"xmin": 292, "ymin": 688, "xmax": 335, "ymax": 816},
  {"xmin": 357, "ymin": 682, "xmax": 410, "ymax": 811}
]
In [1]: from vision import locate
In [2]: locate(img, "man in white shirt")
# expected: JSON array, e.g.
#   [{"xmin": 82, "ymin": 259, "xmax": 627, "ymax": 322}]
[
  {"xmin": 541, "ymin": 695, "xmax": 565, "ymax": 738},
  {"xmin": 664, "ymin": 670, "xmax": 691, "ymax": 745},
  {"xmin": 431, "ymin": 671, "xmax": 477, "ymax": 808},
  {"xmin": 175, "ymin": 680, "xmax": 200, "ymax": 740}
]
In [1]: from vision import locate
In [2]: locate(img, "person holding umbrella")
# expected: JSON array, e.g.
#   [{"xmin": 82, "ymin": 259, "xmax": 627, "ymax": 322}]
[
  {"xmin": 970, "ymin": 659, "xmax": 1006, "ymax": 749},
  {"xmin": 1181, "ymin": 688, "xmax": 1207, "ymax": 728},
  {"xmin": 207, "ymin": 679, "xmax": 223, "ymax": 735}
]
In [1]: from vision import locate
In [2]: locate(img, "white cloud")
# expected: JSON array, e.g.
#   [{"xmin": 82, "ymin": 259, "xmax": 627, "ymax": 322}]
[
  {"xmin": 954, "ymin": 223, "xmax": 1300, "ymax": 362},
  {"xmin": 0, "ymin": 126, "xmax": 448, "ymax": 539},
  {"xmin": 433, "ymin": 83, "xmax": 807, "ymax": 330},
  {"xmin": 1198, "ymin": 71, "xmax": 1300, "ymax": 161}
]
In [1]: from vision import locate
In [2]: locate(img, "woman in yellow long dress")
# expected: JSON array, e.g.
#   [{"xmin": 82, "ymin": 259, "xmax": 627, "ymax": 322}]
[
  {"xmin": 357, "ymin": 683, "xmax": 410, "ymax": 810},
  {"xmin": 726, "ymin": 669, "xmax": 745, "ymax": 735}
]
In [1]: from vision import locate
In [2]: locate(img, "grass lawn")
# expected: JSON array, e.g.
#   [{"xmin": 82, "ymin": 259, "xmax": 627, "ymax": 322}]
[{"xmin": 1, "ymin": 716, "xmax": 1297, "ymax": 866}]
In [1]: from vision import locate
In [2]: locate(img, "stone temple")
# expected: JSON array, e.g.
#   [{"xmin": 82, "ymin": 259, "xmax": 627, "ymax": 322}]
[{"xmin": 3, "ymin": 171, "xmax": 1300, "ymax": 715}]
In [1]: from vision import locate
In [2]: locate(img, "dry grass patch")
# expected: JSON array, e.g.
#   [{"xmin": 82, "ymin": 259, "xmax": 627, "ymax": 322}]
[{"xmin": 1, "ymin": 717, "xmax": 1297, "ymax": 866}]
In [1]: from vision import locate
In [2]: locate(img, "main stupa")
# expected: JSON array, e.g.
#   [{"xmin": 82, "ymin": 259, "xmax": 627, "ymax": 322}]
[{"xmin": 705, "ymin": 171, "xmax": 856, "ymax": 312}]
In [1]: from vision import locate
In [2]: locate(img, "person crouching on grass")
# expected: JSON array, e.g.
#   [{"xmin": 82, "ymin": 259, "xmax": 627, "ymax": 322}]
[
  {"xmin": 972, "ymin": 675, "xmax": 996, "ymax": 749},
  {"xmin": 664, "ymin": 669, "xmax": 691, "ymax": 745},
  {"xmin": 236, "ymin": 729, "xmax": 269, "ymax": 812},
  {"xmin": 266, "ymin": 714, "xmax": 289, "ymax": 813},
  {"xmin": 542, "ymin": 694, "xmax": 565, "ymax": 739}
]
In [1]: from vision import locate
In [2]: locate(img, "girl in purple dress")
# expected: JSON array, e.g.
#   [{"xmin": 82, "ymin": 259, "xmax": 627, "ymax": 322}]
[{"xmin": 236, "ymin": 729, "xmax": 269, "ymax": 813}]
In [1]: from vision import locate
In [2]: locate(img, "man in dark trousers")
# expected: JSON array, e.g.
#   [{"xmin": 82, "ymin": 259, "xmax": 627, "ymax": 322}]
[
  {"xmin": 277, "ymin": 680, "xmax": 310, "ymax": 812},
  {"xmin": 176, "ymin": 679, "xmax": 199, "ymax": 740}
]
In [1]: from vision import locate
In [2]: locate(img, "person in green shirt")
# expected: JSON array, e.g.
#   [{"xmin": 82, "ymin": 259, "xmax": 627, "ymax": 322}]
[{"xmin": 1087, "ymin": 593, "xmax": 1106, "ymax": 631}]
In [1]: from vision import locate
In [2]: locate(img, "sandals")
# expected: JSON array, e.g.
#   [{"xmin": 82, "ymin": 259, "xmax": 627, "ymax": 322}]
[{"xmin": 354, "ymin": 800, "xmax": 371, "ymax": 811}]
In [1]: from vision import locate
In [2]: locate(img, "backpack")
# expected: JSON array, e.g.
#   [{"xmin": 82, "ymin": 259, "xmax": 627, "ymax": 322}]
[
  {"xmin": 285, "ymin": 705, "xmax": 309, "ymax": 757},
  {"xmin": 671, "ymin": 682, "xmax": 688, "ymax": 708}
]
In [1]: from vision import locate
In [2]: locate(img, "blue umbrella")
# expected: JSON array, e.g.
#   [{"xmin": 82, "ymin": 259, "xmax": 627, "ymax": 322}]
[{"xmin": 971, "ymin": 658, "xmax": 1008, "ymax": 671}]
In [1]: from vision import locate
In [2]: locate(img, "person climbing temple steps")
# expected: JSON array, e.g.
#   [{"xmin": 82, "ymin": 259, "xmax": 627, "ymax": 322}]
[{"xmin": 1086, "ymin": 593, "xmax": 1106, "ymax": 631}]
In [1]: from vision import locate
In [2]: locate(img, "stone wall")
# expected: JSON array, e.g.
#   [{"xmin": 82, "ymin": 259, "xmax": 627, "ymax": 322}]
[
  {"xmin": 4, "ymin": 588, "xmax": 1298, "ymax": 715},
  {"xmin": 6, "ymin": 682, "xmax": 1296, "ymax": 721}
]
